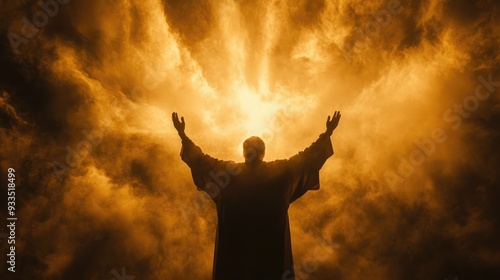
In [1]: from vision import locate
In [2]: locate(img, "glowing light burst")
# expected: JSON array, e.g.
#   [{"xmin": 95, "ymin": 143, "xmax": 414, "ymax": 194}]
[{"xmin": 232, "ymin": 82, "xmax": 281, "ymax": 138}]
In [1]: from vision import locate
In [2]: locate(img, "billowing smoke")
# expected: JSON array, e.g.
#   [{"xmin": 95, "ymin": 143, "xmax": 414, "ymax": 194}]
[{"xmin": 0, "ymin": 0, "xmax": 499, "ymax": 279}]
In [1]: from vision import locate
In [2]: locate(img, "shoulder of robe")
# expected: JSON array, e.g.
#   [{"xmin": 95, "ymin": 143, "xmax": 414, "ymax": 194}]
[{"xmin": 264, "ymin": 159, "xmax": 293, "ymax": 171}]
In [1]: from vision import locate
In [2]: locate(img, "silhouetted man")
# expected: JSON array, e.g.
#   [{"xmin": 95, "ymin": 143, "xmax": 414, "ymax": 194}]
[{"xmin": 173, "ymin": 111, "xmax": 341, "ymax": 280}]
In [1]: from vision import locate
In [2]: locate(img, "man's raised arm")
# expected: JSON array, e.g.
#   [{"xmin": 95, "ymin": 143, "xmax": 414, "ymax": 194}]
[
  {"xmin": 286, "ymin": 111, "xmax": 341, "ymax": 202},
  {"xmin": 290, "ymin": 110, "xmax": 342, "ymax": 162},
  {"xmin": 172, "ymin": 112, "xmax": 228, "ymax": 168},
  {"xmin": 172, "ymin": 112, "xmax": 233, "ymax": 198},
  {"xmin": 325, "ymin": 111, "xmax": 342, "ymax": 137},
  {"xmin": 172, "ymin": 112, "xmax": 203, "ymax": 166},
  {"xmin": 172, "ymin": 112, "xmax": 188, "ymax": 141}
]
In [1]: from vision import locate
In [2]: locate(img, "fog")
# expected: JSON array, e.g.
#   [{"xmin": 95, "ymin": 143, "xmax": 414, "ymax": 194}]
[{"xmin": 1, "ymin": 0, "xmax": 499, "ymax": 279}]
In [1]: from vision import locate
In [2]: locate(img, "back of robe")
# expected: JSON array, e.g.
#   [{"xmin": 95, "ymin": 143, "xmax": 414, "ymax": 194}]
[{"xmin": 213, "ymin": 161, "xmax": 292, "ymax": 279}]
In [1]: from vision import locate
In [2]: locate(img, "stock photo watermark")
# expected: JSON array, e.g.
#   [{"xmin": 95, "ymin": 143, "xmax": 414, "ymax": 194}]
[
  {"xmin": 384, "ymin": 74, "xmax": 499, "ymax": 188},
  {"xmin": 6, "ymin": 167, "xmax": 17, "ymax": 273},
  {"xmin": 52, "ymin": 129, "xmax": 103, "ymax": 182},
  {"xmin": 342, "ymin": 0, "xmax": 403, "ymax": 63},
  {"xmin": 282, "ymin": 237, "xmax": 339, "ymax": 280},
  {"xmin": 7, "ymin": 0, "xmax": 71, "ymax": 53},
  {"xmin": 110, "ymin": 267, "xmax": 135, "ymax": 280}
]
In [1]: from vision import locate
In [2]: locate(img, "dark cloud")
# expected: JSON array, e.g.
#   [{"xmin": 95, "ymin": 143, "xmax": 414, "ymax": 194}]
[
  {"xmin": 289, "ymin": 0, "xmax": 326, "ymax": 27},
  {"xmin": 162, "ymin": 0, "xmax": 214, "ymax": 46}
]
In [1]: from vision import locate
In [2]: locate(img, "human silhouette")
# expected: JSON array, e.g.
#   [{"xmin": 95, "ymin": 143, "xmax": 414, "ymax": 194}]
[{"xmin": 173, "ymin": 111, "xmax": 341, "ymax": 280}]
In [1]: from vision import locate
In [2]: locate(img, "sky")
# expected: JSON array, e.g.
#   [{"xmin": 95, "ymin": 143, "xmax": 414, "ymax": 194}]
[{"xmin": 0, "ymin": 0, "xmax": 499, "ymax": 279}]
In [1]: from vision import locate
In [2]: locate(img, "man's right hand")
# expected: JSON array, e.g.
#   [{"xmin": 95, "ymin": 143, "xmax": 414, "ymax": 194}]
[
  {"xmin": 326, "ymin": 111, "xmax": 341, "ymax": 135},
  {"xmin": 172, "ymin": 112, "xmax": 186, "ymax": 136}
]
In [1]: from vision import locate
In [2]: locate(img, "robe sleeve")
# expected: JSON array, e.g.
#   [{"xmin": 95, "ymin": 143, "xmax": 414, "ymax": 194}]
[
  {"xmin": 180, "ymin": 136, "xmax": 232, "ymax": 201},
  {"xmin": 287, "ymin": 133, "xmax": 334, "ymax": 202}
]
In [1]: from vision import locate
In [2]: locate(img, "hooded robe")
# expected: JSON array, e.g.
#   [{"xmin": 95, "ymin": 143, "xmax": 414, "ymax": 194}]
[{"xmin": 180, "ymin": 133, "xmax": 333, "ymax": 280}]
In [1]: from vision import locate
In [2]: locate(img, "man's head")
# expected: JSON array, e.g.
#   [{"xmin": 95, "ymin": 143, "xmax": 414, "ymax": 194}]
[{"xmin": 243, "ymin": 136, "xmax": 265, "ymax": 163}]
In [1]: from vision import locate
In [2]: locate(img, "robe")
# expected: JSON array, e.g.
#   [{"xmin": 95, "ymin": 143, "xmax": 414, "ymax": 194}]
[{"xmin": 180, "ymin": 133, "xmax": 333, "ymax": 280}]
